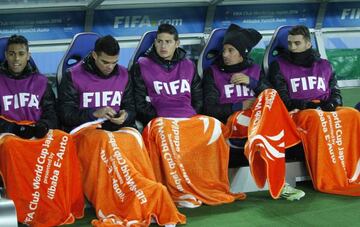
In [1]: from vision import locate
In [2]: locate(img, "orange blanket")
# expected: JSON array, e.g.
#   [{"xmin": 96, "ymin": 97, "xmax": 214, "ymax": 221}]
[
  {"xmin": 71, "ymin": 125, "xmax": 185, "ymax": 226},
  {"xmin": 142, "ymin": 115, "xmax": 246, "ymax": 207},
  {"xmin": 293, "ymin": 107, "xmax": 360, "ymax": 196},
  {"xmin": 0, "ymin": 129, "xmax": 84, "ymax": 226},
  {"xmin": 227, "ymin": 89, "xmax": 301, "ymax": 198}
]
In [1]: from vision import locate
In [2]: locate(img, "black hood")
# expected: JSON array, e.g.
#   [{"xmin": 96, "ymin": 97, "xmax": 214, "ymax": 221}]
[
  {"xmin": 0, "ymin": 60, "xmax": 39, "ymax": 79},
  {"xmin": 279, "ymin": 48, "xmax": 321, "ymax": 67}
]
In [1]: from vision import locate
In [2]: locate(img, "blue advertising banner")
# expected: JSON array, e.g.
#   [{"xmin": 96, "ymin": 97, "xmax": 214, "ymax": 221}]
[
  {"xmin": 214, "ymin": 4, "xmax": 319, "ymax": 30},
  {"xmin": 323, "ymin": 2, "xmax": 360, "ymax": 27},
  {"xmin": 0, "ymin": 11, "xmax": 85, "ymax": 41},
  {"xmin": 93, "ymin": 7, "xmax": 206, "ymax": 36}
]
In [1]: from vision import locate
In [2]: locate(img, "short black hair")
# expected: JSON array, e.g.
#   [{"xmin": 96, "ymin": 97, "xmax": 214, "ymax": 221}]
[
  {"xmin": 289, "ymin": 25, "xmax": 311, "ymax": 42},
  {"xmin": 94, "ymin": 35, "xmax": 120, "ymax": 56},
  {"xmin": 6, "ymin": 35, "xmax": 29, "ymax": 51},
  {"xmin": 157, "ymin": 23, "xmax": 179, "ymax": 41}
]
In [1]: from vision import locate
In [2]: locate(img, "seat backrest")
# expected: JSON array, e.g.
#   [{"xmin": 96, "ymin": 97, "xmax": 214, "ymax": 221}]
[
  {"xmin": 355, "ymin": 102, "xmax": 360, "ymax": 111},
  {"xmin": 263, "ymin": 25, "xmax": 293, "ymax": 77},
  {"xmin": 0, "ymin": 36, "xmax": 37, "ymax": 67},
  {"xmin": 56, "ymin": 32, "xmax": 101, "ymax": 86},
  {"xmin": 128, "ymin": 30, "xmax": 157, "ymax": 72},
  {"xmin": 197, "ymin": 28, "xmax": 226, "ymax": 78},
  {"xmin": 0, "ymin": 37, "xmax": 9, "ymax": 63}
]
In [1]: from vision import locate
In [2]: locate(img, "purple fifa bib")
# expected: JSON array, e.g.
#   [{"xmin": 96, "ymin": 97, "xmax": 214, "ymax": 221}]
[
  {"xmin": 0, "ymin": 73, "xmax": 47, "ymax": 122},
  {"xmin": 277, "ymin": 57, "xmax": 332, "ymax": 101},
  {"xmin": 70, "ymin": 63, "xmax": 129, "ymax": 112},
  {"xmin": 139, "ymin": 57, "xmax": 196, "ymax": 118},
  {"xmin": 211, "ymin": 64, "xmax": 260, "ymax": 104}
]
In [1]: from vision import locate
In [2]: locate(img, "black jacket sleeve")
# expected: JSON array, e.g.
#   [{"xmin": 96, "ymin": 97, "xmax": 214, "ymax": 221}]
[
  {"xmin": 202, "ymin": 68, "xmax": 233, "ymax": 124},
  {"xmin": 0, "ymin": 118, "xmax": 14, "ymax": 133},
  {"xmin": 118, "ymin": 76, "xmax": 136, "ymax": 127},
  {"xmin": 57, "ymin": 71, "xmax": 96, "ymax": 129},
  {"xmin": 254, "ymin": 70, "xmax": 272, "ymax": 96},
  {"xmin": 38, "ymin": 83, "xmax": 58, "ymax": 129},
  {"xmin": 327, "ymin": 71, "xmax": 343, "ymax": 107},
  {"xmin": 132, "ymin": 63, "xmax": 157, "ymax": 126},
  {"xmin": 268, "ymin": 61, "xmax": 308, "ymax": 111},
  {"xmin": 191, "ymin": 72, "xmax": 203, "ymax": 114}
]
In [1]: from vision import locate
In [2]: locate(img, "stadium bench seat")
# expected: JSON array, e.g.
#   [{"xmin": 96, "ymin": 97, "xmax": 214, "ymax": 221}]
[{"xmin": 56, "ymin": 32, "xmax": 101, "ymax": 87}]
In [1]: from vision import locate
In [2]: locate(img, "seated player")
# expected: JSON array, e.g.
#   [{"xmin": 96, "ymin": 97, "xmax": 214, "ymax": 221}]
[
  {"xmin": 269, "ymin": 25, "xmax": 360, "ymax": 196},
  {"xmin": 0, "ymin": 35, "xmax": 84, "ymax": 226},
  {"xmin": 58, "ymin": 35, "xmax": 185, "ymax": 226},
  {"xmin": 132, "ymin": 24, "xmax": 245, "ymax": 207}
]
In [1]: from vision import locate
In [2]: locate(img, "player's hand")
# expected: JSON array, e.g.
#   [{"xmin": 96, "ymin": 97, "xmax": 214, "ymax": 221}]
[
  {"xmin": 243, "ymin": 98, "xmax": 256, "ymax": 110},
  {"xmin": 230, "ymin": 73, "xmax": 250, "ymax": 85},
  {"xmin": 109, "ymin": 110, "xmax": 128, "ymax": 125},
  {"xmin": 93, "ymin": 107, "xmax": 117, "ymax": 119}
]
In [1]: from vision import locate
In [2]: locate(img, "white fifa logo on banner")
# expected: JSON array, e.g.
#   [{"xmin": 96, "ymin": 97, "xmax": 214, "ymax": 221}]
[{"xmin": 114, "ymin": 15, "xmax": 183, "ymax": 28}]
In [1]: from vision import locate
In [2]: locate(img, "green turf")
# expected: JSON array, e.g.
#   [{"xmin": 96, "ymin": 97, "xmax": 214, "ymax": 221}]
[
  {"xmin": 340, "ymin": 87, "xmax": 360, "ymax": 108},
  {"xmin": 61, "ymin": 181, "xmax": 360, "ymax": 227}
]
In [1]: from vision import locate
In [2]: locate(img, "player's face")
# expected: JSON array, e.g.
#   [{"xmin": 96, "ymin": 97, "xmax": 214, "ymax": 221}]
[
  {"xmin": 288, "ymin": 34, "xmax": 311, "ymax": 53},
  {"xmin": 154, "ymin": 33, "xmax": 179, "ymax": 60},
  {"xmin": 5, "ymin": 44, "xmax": 30, "ymax": 76},
  {"xmin": 222, "ymin": 44, "xmax": 243, "ymax": 66},
  {"xmin": 92, "ymin": 51, "xmax": 119, "ymax": 76}
]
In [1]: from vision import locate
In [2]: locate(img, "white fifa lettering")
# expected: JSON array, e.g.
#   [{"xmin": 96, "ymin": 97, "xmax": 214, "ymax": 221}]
[
  {"xmin": 308, "ymin": 76, "xmax": 317, "ymax": 90},
  {"xmin": 102, "ymin": 91, "xmax": 113, "ymax": 106},
  {"xmin": 131, "ymin": 16, "xmax": 141, "ymax": 28},
  {"xmin": 317, "ymin": 77, "xmax": 326, "ymax": 91},
  {"xmin": 301, "ymin": 77, "xmax": 308, "ymax": 90},
  {"xmin": 83, "ymin": 92, "xmax": 94, "ymax": 108},
  {"xmin": 290, "ymin": 77, "xmax": 327, "ymax": 92},
  {"xmin": 95, "ymin": 92, "xmax": 100, "ymax": 107},
  {"xmin": 242, "ymin": 85, "xmax": 251, "ymax": 96},
  {"xmin": 28, "ymin": 94, "xmax": 39, "ymax": 108},
  {"xmin": 111, "ymin": 91, "xmax": 122, "ymax": 106},
  {"xmin": 341, "ymin": 8, "xmax": 360, "ymax": 20},
  {"xmin": 224, "ymin": 84, "xmax": 234, "ymax": 98},
  {"xmin": 14, "ymin": 94, "xmax": 19, "ymax": 109},
  {"xmin": 82, "ymin": 91, "xmax": 122, "ymax": 107},
  {"xmin": 291, "ymin": 78, "xmax": 301, "ymax": 92},
  {"xmin": 154, "ymin": 81, "xmax": 163, "ymax": 94},
  {"xmin": 114, "ymin": 16, "xmax": 124, "ymax": 28},
  {"xmin": 139, "ymin": 15, "xmax": 151, "ymax": 27},
  {"xmin": 2, "ymin": 93, "xmax": 40, "ymax": 111},
  {"xmin": 169, "ymin": 80, "xmax": 180, "ymax": 94},
  {"xmin": 180, "ymin": 80, "xmax": 191, "ymax": 93},
  {"xmin": 3, "ymin": 95, "xmax": 12, "ymax": 111},
  {"xmin": 224, "ymin": 84, "xmax": 252, "ymax": 98},
  {"xmin": 114, "ymin": 15, "xmax": 152, "ymax": 29},
  {"xmin": 154, "ymin": 80, "xmax": 190, "ymax": 95},
  {"xmin": 19, "ymin": 93, "xmax": 30, "ymax": 107}
]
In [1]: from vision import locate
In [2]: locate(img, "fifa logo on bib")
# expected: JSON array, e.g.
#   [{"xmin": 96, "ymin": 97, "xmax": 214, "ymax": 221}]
[
  {"xmin": 82, "ymin": 91, "xmax": 122, "ymax": 108},
  {"xmin": 224, "ymin": 84, "xmax": 253, "ymax": 98},
  {"xmin": 153, "ymin": 79, "xmax": 190, "ymax": 95},
  {"xmin": 290, "ymin": 76, "xmax": 326, "ymax": 93},
  {"xmin": 2, "ymin": 93, "xmax": 40, "ymax": 111}
]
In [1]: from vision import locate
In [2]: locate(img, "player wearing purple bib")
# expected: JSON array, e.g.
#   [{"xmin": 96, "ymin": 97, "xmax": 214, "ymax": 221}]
[
  {"xmin": 132, "ymin": 24, "xmax": 202, "ymax": 125},
  {"xmin": 268, "ymin": 25, "xmax": 342, "ymax": 111},
  {"xmin": 0, "ymin": 35, "xmax": 57, "ymax": 138}
]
